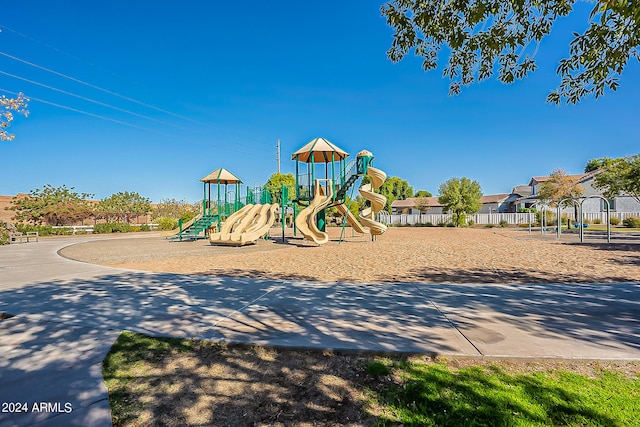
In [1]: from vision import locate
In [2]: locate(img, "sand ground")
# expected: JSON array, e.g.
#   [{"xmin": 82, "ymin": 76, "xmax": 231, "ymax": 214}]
[{"xmin": 60, "ymin": 227, "xmax": 640, "ymax": 284}]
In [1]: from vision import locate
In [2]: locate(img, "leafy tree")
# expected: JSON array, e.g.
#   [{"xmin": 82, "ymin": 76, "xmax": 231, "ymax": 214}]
[
  {"xmin": 415, "ymin": 190, "xmax": 432, "ymax": 197},
  {"xmin": 379, "ymin": 176, "xmax": 414, "ymax": 213},
  {"xmin": 264, "ymin": 173, "xmax": 295, "ymax": 204},
  {"xmin": 585, "ymin": 157, "xmax": 616, "ymax": 173},
  {"xmin": 96, "ymin": 191, "xmax": 151, "ymax": 223},
  {"xmin": 438, "ymin": 177, "xmax": 482, "ymax": 227},
  {"xmin": 1, "ymin": 93, "xmax": 29, "ymax": 141},
  {"xmin": 9, "ymin": 184, "xmax": 94, "ymax": 226},
  {"xmin": 414, "ymin": 197, "xmax": 431, "ymax": 213},
  {"xmin": 537, "ymin": 169, "xmax": 584, "ymax": 219},
  {"xmin": 593, "ymin": 154, "xmax": 640, "ymax": 204},
  {"xmin": 381, "ymin": 1, "xmax": 640, "ymax": 104},
  {"xmin": 152, "ymin": 198, "xmax": 199, "ymax": 220}
]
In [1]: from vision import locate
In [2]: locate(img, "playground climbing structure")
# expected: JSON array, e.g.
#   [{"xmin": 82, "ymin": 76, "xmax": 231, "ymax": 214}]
[{"xmin": 292, "ymin": 138, "xmax": 388, "ymax": 245}]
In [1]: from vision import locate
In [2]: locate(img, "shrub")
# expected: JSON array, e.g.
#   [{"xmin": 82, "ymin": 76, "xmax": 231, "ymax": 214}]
[
  {"xmin": 467, "ymin": 219, "xmax": 475, "ymax": 227},
  {"xmin": 0, "ymin": 221, "xmax": 12, "ymax": 245},
  {"xmin": 437, "ymin": 222, "xmax": 446, "ymax": 227},
  {"xmin": 140, "ymin": 224, "xmax": 151, "ymax": 232},
  {"xmin": 16, "ymin": 223, "xmax": 55, "ymax": 236},
  {"xmin": 485, "ymin": 223, "xmax": 495, "ymax": 228},
  {"xmin": 424, "ymin": 222, "xmax": 434, "ymax": 227},
  {"xmin": 179, "ymin": 212, "xmax": 197, "ymax": 223},
  {"xmin": 592, "ymin": 218, "xmax": 602, "ymax": 224},
  {"xmin": 499, "ymin": 219, "xmax": 508, "ymax": 228},
  {"xmin": 157, "ymin": 217, "xmax": 178, "ymax": 231},
  {"xmin": 610, "ymin": 217, "xmax": 621, "ymax": 226},
  {"xmin": 622, "ymin": 217, "xmax": 640, "ymax": 228},
  {"xmin": 94, "ymin": 223, "xmax": 132, "ymax": 234}
]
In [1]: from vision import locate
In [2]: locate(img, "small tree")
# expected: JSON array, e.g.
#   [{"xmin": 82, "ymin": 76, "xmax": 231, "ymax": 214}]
[
  {"xmin": 9, "ymin": 184, "xmax": 94, "ymax": 226},
  {"xmin": 537, "ymin": 169, "xmax": 584, "ymax": 220},
  {"xmin": 264, "ymin": 173, "xmax": 295, "ymax": 204},
  {"xmin": 414, "ymin": 197, "xmax": 431, "ymax": 214},
  {"xmin": 415, "ymin": 190, "xmax": 432, "ymax": 197},
  {"xmin": 593, "ymin": 154, "xmax": 640, "ymax": 204},
  {"xmin": 585, "ymin": 157, "xmax": 616, "ymax": 173},
  {"xmin": 152, "ymin": 198, "xmax": 199, "ymax": 220},
  {"xmin": 438, "ymin": 177, "xmax": 482, "ymax": 227},
  {"xmin": 1, "ymin": 93, "xmax": 29, "ymax": 141},
  {"xmin": 378, "ymin": 176, "xmax": 414, "ymax": 213},
  {"xmin": 96, "ymin": 191, "xmax": 151, "ymax": 223}
]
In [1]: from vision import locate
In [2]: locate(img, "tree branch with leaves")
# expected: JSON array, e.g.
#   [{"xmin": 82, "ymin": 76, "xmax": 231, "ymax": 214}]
[
  {"xmin": 1, "ymin": 92, "xmax": 29, "ymax": 141},
  {"xmin": 381, "ymin": 0, "xmax": 639, "ymax": 104}
]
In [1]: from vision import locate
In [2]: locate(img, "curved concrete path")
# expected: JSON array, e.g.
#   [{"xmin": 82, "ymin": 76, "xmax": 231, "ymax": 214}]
[{"xmin": 1, "ymin": 235, "xmax": 639, "ymax": 426}]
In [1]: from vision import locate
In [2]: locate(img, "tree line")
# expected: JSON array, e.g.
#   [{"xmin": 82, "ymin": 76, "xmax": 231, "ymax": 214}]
[{"xmin": 5, "ymin": 186, "xmax": 199, "ymax": 227}]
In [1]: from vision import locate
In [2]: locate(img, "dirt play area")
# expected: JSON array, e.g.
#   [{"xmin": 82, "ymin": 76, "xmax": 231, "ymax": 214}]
[{"xmin": 59, "ymin": 227, "xmax": 640, "ymax": 284}]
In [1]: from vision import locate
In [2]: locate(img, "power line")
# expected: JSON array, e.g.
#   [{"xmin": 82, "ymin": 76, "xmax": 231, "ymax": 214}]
[
  {"xmin": 0, "ymin": 87, "xmax": 171, "ymax": 135},
  {"xmin": 0, "ymin": 70, "xmax": 184, "ymax": 129},
  {"xmin": 0, "ymin": 50, "xmax": 205, "ymax": 125},
  {"xmin": 0, "ymin": 87, "xmax": 270, "ymax": 158},
  {"xmin": 0, "ymin": 50, "xmax": 274, "ymax": 151}
]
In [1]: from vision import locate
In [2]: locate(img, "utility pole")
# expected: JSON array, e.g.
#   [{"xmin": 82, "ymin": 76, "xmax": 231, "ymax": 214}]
[{"xmin": 276, "ymin": 139, "xmax": 281, "ymax": 174}]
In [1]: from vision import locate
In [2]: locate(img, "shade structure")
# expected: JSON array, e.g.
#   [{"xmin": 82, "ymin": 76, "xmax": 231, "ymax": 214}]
[
  {"xmin": 200, "ymin": 168, "xmax": 243, "ymax": 184},
  {"xmin": 291, "ymin": 137, "xmax": 349, "ymax": 163}
]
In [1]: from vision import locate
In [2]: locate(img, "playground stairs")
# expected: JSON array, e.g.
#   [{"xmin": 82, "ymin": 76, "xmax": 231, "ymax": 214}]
[
  {"xmin": 335, "ymin": 160, "xmax": 360, "ymax": 201},
  {"xmin": 171, "ymin": 214, "xmax": 218, "ymax": 241}
]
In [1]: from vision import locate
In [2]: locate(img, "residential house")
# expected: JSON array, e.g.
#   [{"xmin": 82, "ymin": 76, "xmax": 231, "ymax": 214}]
[{"xmin": 391, "ymin": 194, "xmax": 513, "ymax": 215}]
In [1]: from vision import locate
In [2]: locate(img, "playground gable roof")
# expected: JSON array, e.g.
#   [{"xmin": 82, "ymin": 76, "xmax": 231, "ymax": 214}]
[
  {"xmin": 200, "ymin": 168, "xmax": 243, "ymax": 184},
  {"xmin": 291, "ymin": 137, "xmax": 349, "ymax": 163}
]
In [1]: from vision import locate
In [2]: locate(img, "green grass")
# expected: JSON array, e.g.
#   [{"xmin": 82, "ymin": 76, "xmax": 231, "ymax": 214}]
[
  {"xmin": 369, "ymin": 360, "xmax": 640, "ymax": 427},
  {"xmin": 103, "ymin": 332, "xmax": 640, "ymax": 426},
  {"xmin": 102, "ymin": 331, "xmax": 195, "ymax": 426}
]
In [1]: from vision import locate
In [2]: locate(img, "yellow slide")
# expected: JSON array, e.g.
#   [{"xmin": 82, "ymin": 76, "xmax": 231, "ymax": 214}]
[
  {"xmin": 210, "ymin": 203, "xmax": 279, "ymax": 246},
  {"xmin": 359, "ymin": 166, "xmax": 388, "ymax": 236},
  {"xmin": 335, "ymin": 203, "xmax": 367, "ymax": 234},
  {"xmin": 295, "ymin": 180, "xmax": 334, "ymax": 245}
]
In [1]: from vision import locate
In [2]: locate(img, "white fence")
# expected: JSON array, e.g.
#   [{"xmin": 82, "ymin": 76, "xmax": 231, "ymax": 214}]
[{"xmin": 382, "ymin": 212, "xmax": 640, "ymax": 226}]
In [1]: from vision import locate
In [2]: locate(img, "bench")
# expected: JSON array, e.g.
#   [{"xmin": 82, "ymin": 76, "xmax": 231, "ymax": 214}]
[{"xmin": 9, "ymin": 231, "xmax": 39, "ymax": 244}]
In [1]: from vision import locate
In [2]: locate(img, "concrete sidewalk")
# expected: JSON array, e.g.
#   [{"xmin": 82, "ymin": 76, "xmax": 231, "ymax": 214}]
[{"xmin": 1, "ymin": 236, "xmax": 639, "ymax": 426}]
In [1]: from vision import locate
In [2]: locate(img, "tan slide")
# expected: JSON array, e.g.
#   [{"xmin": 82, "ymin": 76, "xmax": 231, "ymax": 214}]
[
  {"xmin": 295, "ymin": 180, "xmax": 334, "ymax": 245},
  {"xmin": 237, "ymin": 203, "xmax": 278, "ymax": 245},
  {"xmin": 335, "ymin": 203, "xmax": 368, "ymax": 234},
  {"xmin": 211, "ymin": 203, "xmax": 279, "ymax": 246},
  {"xmin": 209, "ymin": 204, "xmax": 255, "ymax": 242},
  {"xmin": 359, "ymin": 166, "xmax": 388, "ymax": 236}
]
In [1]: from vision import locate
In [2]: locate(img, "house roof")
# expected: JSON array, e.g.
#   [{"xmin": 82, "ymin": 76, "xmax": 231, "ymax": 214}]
[
  {"xmin": 391, "ymin": 197, "xmax": 443, "ymax": 208},
  {"xmin": 391, "ymin": 194, "xmax": 510, "ymax": 209},
  {"xmin": 480, "ymin": 194, "xmax": 511, "ymax": 203},
  {"xmin": 511, "ymin": 185, "xmax": 532, "ymax": 197},
  {"xmin": 528, "ymin": 170, "xmax": 602, "ymax": 187}
]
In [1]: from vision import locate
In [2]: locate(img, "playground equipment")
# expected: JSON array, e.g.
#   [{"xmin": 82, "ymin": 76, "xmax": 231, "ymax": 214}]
[
  {"xmin": 170, "ymin": 168, "xmax": 243, "ymax": 241},
  {"xmin": 209, "ymin": 203, "xmax": 279, "ymax": 246},
  {"xmin": 173, "ymin": 137, "xmax": 387, "ymax": 247},
  {"xmin": 294, "ymin": 179, "xmax": 334, "ymax": 245},
  {"xmin": 292, "ymin": 139, "xmax": 388, "ymax": 245}
]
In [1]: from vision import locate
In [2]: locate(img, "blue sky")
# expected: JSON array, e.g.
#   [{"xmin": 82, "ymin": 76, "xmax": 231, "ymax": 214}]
[{"xmin": 1, "ymin": 1, "xmax": 638, "ymax": 203}]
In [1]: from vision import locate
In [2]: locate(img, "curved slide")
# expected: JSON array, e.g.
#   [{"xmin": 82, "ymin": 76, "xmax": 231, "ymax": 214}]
[
  {"xmin": 295, "ymin": 180, "xmax": 334, "ymax": 245},
  {"xmin": 359, "ymin": 166, "xmax": 388, "ymax": 236},
  {"xmin": 335, "ymin": 203, "xmax": 367, "ymax": 234},
  {"xmin": 210, "ymin": 203, "xmax": 279, "ymax": 246}
]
